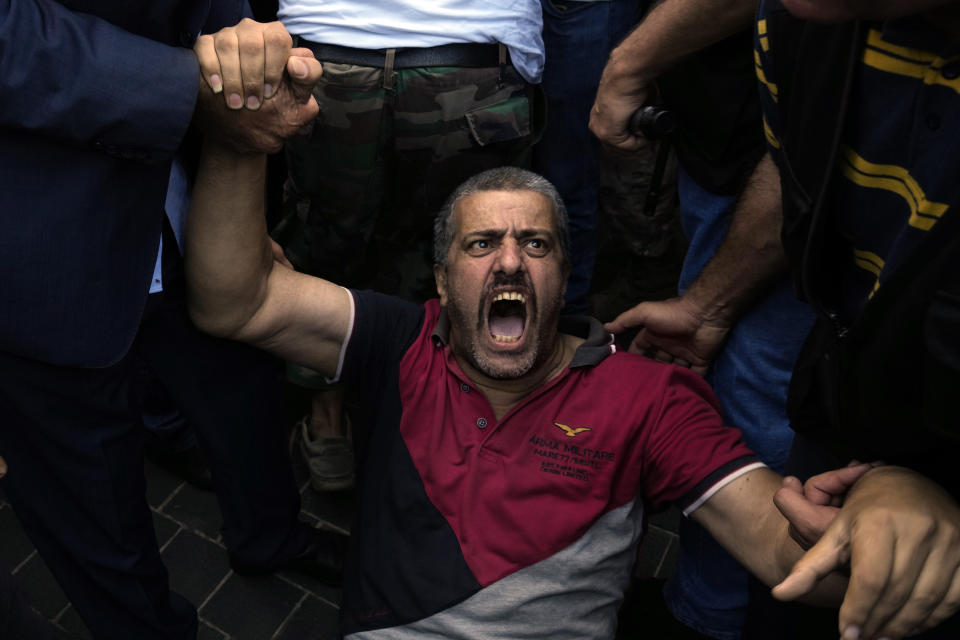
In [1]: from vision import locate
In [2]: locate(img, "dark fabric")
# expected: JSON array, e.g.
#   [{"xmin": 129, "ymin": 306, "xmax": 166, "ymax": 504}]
[
  {"xmin": 337, "ymin": 292, "xmax": 481, "ymax": 635},
  {"xmin": 657, "ymin": 30, "xmax": 765, "ymax": 196},
  {"xmin": 0, "ymin": 565, "xmax": 75, "ymax": 640},
  {"xmin": 0, "ymin": 252, "xmax": 307, "ymax": 638},
  {"xmin": 765, "ymin": 7, "xmax": 960, "ymax": 494},
  {"xmin": 297, "ymin": 40, "xmax": 509, "ymax": 69},
  {"xmin": 743, "ymin": 5, "xmax": 960, "ymax": 636},
  {"xmin": 0, "ymin": 0, "xmax": 247, "ymax": 368}
]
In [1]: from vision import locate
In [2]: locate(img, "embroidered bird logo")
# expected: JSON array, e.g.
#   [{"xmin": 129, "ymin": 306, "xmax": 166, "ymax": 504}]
[{"xmin": 554, "ymin": 422, "xmax": 591, "ymax": 437}]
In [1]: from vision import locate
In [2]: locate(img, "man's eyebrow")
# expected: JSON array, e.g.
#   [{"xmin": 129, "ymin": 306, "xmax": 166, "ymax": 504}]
[
  {"xmin": 462, "ymin": 228, "xmax": 506, "ymax": 239},
  {"xmin": 514, "ymin": 228, "xmax": 554, "ymax": 237}
]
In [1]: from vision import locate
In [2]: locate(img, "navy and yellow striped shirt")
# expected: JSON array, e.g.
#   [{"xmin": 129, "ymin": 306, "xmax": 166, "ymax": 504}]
[{"xmin": 756, "ymin": 1, "xmax": 960, "ymax": 323}]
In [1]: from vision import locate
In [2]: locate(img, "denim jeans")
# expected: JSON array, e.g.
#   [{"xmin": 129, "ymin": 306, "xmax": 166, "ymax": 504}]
[
  {"xmin": 534, "ymin": 0, "xmax": 645, "ymax": 313},
  {"xmin": 665, "ymin": 167, "xmax": 815, "ymax": 639}
]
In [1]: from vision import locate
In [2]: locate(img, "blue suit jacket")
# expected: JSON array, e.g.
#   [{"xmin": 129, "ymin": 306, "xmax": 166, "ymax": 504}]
[{"xmin": 0, "ymin": 0, "xmax": 247, "ymax": 367}]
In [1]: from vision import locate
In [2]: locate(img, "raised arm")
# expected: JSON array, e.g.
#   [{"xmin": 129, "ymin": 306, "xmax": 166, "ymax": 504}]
[
  {"xmin": 185, "ymin": 56, "xmax": 353, "ymax": 379},
  {"xmin": 589, "ymin": 0, "xmax": 757, "ymax": 151},
  {"xmin": 605, "ymin": 152, "xmax": 787, "ymax": 372}
]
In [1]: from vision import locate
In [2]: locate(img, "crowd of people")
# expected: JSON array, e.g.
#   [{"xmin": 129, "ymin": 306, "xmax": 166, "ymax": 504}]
[{"xmin": 2, "ymin": 0, "xmax": 960, "ymax": 639}]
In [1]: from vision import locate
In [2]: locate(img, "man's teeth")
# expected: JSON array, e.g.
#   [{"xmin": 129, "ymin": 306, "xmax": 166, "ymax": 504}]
[
  {"xmin": 492, "ymin": 292, "xmax": 525, "ymax": 303},
  {"xmin": 492, "ymin": 335, "xmax": 520, "ymax": 343}
]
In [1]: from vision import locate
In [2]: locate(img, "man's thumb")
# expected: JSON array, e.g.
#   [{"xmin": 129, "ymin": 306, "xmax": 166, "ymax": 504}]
[{"xmin": 772, "ymin": 526, "xmax": 847, "ymax": 601}]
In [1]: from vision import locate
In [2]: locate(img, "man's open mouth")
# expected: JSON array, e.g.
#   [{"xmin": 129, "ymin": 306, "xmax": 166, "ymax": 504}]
[{"xmin": 488, "ymin": 291, "xmax": 527, "ymax": 344}]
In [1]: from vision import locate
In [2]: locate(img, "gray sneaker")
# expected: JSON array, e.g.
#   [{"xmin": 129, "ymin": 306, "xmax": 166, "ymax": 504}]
[{"xmin": 294, "ymin": 416, "xmax": 355, "ymax": 492}]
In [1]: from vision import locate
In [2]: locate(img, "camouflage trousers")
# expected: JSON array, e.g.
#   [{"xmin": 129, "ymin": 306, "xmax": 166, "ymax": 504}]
[{"xmin": 275, "ymin": 60, "xmax": 539, "ymax": 301}]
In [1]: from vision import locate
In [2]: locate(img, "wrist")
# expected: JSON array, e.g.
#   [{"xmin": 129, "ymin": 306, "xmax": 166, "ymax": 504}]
[{"xmin": 603, "ymin": 47, "xmax": 657, "ymax": 95}]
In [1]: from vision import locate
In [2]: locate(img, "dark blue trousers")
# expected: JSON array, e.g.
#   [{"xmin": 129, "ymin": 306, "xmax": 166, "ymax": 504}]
[{"xmin": 0, "ymin": 261, "xmax": 308, "ymax": 639}]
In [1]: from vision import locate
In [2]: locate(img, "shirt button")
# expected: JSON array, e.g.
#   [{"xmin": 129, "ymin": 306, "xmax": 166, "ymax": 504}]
[
  {"xmin": 942, "ymin": 63, "xmax": 960, "ymax": 79},
  {"xmin": 459, "ymin": 383, "xmax": 470, "ymax": 393},
  {"xmin": 476, "ymin": 417, "xmax": 487, "ymax": 429},
  {"xmin": 926, "ymin": 113, "xmax": 942, "ymax": 130}
]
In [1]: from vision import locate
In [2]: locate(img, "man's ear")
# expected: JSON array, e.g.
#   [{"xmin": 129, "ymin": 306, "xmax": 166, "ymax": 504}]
[{"xmin": 434, "ymin": 264, "xmax": 448, "ymax": 305}]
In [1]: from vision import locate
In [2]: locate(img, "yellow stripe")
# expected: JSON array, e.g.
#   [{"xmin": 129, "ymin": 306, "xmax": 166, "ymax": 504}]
[
  {"xmin": 865, "ymin": 28, "xmax": 935, "ymax": 66},
  {"xmin": 853, "ymin": 249, "xmax": 884, "ymax": 298},
  {"xmin": 757, "ymin": 19, "xmax": 767, "ymax": 36},
  {"xmin": 853, "ymin": 248, "xmax": 884, "ymax": 274},
  {"xmin": 755, "ymin": 50, "xmax": 778, "ymax": 101},
  {"xmin": 763, "ymin": 116, "xmax": 780, "ymax": 149},
  {"xmin": 863, "ymin": 48, "xmax": 927, "ymax": 80},
  {"xmin": 757, "ymin": 19, "xmax": 769, "ymax": 51},
  {"xmin": 863, "ymin": 28, "xmax": 960, "ymax": 94},
  {"xmin": 839, "ymin": 147, "xmax": 947, "ymax": 231}
]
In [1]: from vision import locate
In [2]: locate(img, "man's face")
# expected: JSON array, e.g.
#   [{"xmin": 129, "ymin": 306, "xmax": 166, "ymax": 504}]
[{"xmin": 434, "ymin": 189, "xmax": 569, "ymax": 381}]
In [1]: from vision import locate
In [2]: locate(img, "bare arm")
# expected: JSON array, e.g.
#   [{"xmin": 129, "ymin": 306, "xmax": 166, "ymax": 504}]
[
  {"xmin": 605, "ymin": 152, "xmax": 787, "ymax": 372},
  {"xmin": 691, "ymin": 468, "xmax": 848, "ymax": 604},
  {"xmin": 590, "ymin": 0, "xmax": 757, "ymax": 151},
  {"xmin": 775, "ymin": 466, "xmax": 960, "ymax": 639},
  {"xmin": 185, "ymin": 110, "xmax": 352, "ymax": 377},
  {"xmin": 695, "ymin": 465, "xmax": 960, "ymax": 639}
]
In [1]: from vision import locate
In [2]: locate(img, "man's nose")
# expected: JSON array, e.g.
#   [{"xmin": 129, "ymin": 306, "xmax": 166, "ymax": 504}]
[{"xmin": 494, "ymin": 241, "xmax": 524, "ymax": 274}]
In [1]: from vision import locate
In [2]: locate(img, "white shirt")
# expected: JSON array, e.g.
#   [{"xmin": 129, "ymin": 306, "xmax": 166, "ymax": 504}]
[{"xmin": 278, "ymin": 0, "xmax": 544, "ymax": 83}]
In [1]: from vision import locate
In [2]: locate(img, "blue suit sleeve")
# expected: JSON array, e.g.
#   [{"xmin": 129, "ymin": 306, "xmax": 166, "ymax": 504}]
[{"xmin": 0, "ymin": 0, "xmax": 203, "ymax": 160}]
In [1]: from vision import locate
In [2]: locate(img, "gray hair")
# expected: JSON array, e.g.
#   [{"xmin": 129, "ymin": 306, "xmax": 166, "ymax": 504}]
[{"xmin": 433, "ymin": 167, "xmax": 570, "ymax": 266}]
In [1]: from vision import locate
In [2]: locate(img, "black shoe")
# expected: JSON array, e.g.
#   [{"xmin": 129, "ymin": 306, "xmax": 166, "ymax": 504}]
[
  {"xmin": 230, "ymin": 527, "xmax": 348, "ymax": 586},
  {"xmin": 145, "ymin": 441, "xmax": 214, "ymax": 491}
]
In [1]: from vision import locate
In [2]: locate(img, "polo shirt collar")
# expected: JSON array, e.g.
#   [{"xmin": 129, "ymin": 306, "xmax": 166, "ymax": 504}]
[{"xmin": 431, "ymin": 308, "xmax": 616, "ymax": 368}]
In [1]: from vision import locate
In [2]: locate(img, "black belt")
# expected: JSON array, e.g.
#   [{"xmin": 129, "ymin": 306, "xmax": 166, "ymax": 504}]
[{"xmin": 296, "ymin": 40, "xmax": 509, "ymax": 69}]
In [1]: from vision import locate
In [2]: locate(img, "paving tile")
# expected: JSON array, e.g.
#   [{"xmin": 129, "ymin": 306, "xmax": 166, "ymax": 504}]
[
  {"xmin": 299, "ymin": 487, "xmax": 355, "ymax": 533},
  {"xmin": 153, "ymin": 511, "xmax": 181, "ymax": 549},
  {"xmin": 655, "ymin": 533, "xmax": 679, "ymax": 580},
  {"xmin": 160, "ymin": 482, "xmax": 223, "ymax": 540},
  {"xmin": 12, "ymin": 552, "xmax": 70, "ymax": 620},
  {"xmin": 56, "ymin": 604, "xmax": 93, "ymax": 640},
  {"xmin": 145, "ymin": 459, "xmax": 185, "ymax": 509},
  {"xmin": 197, "ymin": 619, "xmax": 228, "ymax": 639},
  {"xmin": 277, "ymin": 569, "xmax": 342, "ymax": 606},
  {"xmin": 162, "ymin": 529, "xmax": 231, "ymax": 606},
  {"xmin": 200, "ymin": 573, "xmax": 304, "ymax": 640},
  {"xmin": 635, "ymin": 524, "xmax": 675, "ymax": 579},
  {"xmin": 274, "ymin": 594, "xmax": 340, "ymax": 640},
  {"xmin": 0, "ymin": 504, "xmax": 36, "ymax": 569}
]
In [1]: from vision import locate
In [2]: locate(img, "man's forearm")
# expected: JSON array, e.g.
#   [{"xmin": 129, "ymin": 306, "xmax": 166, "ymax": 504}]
[
  {"xmin": 601, "ymin": 0, "xmax": 756, "ymax": 96},
  {"xmin": 592, "ymin": 0, "xmax": 757, "ymax": 149},
  {"xmin": 185, "ymin": 142, "xmax": 274, "ymax": 338},
  {"xmin": 682, "ymin": 152, "xmax": 788, "ymax": 326}
]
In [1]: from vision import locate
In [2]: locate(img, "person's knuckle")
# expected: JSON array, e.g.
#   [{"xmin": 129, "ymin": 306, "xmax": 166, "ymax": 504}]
[
  {"xmin": 214, "ymin": 31, "xmax": 238, "ymax": 53},
  {"xmin": 238, "ymin": 36, "xmax": 262, "ymax": 58},
  {"xmin": 907, "ymin": 587, "xmax": 942, "ymax": 617},
  {"xmin": 264, "ymin": 26, "xmax": 292, "ymax": 49},
  {"xmin": 850, "ymin": 566, "xmax": 885, "ymax": 597}
]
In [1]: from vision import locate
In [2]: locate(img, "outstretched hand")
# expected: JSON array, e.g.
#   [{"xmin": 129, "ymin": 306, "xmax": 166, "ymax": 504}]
[
  {"xmin": 192, "ymin": 20, "xmax": 322, "ymax": 154},
  {"xmin": 604, "ymin": 297, "xmax": 729, "ymax": 375},
  {"xmin": 774, "ymin": 466, "xmax": 960, "ymax": 639}
]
